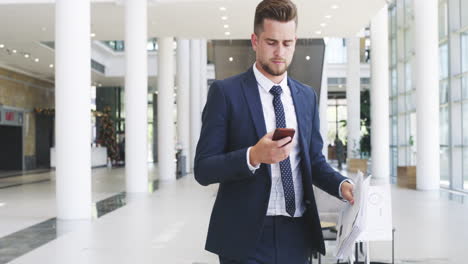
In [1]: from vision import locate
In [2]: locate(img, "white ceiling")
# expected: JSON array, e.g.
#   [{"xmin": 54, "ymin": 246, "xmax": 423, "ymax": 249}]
[{"xmin": 0, "ymin": 0, "xmax": 386, "ymax": 85}]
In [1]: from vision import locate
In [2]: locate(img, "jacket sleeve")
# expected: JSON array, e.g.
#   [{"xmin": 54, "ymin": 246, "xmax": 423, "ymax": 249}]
[
  {"xmin": 309, "ymin": 91, "xmax": 348, "ymax": 198},
  {"xmin": 194, "ymin": 81, "xmax": 254, "ymax": 186}
]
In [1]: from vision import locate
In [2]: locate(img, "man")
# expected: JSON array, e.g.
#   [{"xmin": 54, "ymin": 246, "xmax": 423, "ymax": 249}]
[{"xmin": 194, "ymin": 0, "xmax": 354, "ymax": 263}]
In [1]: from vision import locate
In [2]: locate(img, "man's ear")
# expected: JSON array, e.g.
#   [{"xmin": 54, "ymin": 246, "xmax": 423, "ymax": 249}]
[{"xmin": 251, "ymin": 33, "xmax": 258, "ymax": 52}]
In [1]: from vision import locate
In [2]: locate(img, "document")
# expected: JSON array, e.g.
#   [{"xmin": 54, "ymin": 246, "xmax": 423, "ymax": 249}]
[{"xmin": 335, "ymin": 171, "xmax": 370, "ymax": 259}]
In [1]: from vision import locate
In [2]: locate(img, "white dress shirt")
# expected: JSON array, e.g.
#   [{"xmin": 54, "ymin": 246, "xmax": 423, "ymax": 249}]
[
  {"xmin": 246, "ymin": 63, "xmax": 350, "ymax": 217},
  {"xmin": 247, "ymin": 63, "xmax": 306, "ymax": 217}
]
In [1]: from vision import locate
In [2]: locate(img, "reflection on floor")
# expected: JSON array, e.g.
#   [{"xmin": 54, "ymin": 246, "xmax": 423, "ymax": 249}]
[{"xmin": 0, "ymin": 165, "xmax": 467, "ymax": 264}]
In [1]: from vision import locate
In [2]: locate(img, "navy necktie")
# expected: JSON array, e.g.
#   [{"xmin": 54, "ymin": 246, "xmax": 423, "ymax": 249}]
[{"xmin": 270, "ymin": 85, "xmax": 296, "ymax": 217}]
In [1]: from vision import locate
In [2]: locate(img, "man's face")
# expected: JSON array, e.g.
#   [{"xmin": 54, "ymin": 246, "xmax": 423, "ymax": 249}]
[{"xmin": 251, "ymin": 18, "xmax": 297, "ymax": 77}]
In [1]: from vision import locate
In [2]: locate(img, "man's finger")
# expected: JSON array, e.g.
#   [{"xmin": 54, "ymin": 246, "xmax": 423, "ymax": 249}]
[{"xmin": 276, "ymin": 136, "xmax": 292, "ymax": 147}]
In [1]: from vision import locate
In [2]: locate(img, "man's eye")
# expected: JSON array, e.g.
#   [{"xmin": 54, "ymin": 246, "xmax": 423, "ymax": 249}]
[{"xmin": 267, "ymin": 42, "xmax": 275, "ymax": 45}]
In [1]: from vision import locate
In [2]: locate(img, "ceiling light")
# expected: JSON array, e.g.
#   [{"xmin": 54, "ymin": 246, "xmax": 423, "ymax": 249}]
[
  {"xmin": 325, "ymin": 15, "xmax": 332, "ymax": 19},
  {"xmin": 24, "ymin": 53, "xmax": 30, "ymax": 58},
  {"xmin": 315, "ymin": 31, "xmax": 322, "ymax": 35},
  {"xmin": 221, "ymin": 16, "xmax": 228, "ymax": 20},
  {"xmin": 228, "ymin": 57, "xmax": 233, "ymax": 62},
  {"xmin": 49, "ymin": 64, "xmax": 54, "ymax": 68},
  {"xmin": 90, "ymin": 33, "xmax": 96, "ymax": 38},
  {"xmin": 0, "ymin": 44, "xmax": 4, "ymax": 48},
  {"xmin": 338, "ymin": 84, "xmax": 343, "ymax": 88},
  {"xmin": 12, "ymin": 49, "xmax": 17, "ymax": 53},
  {"xmin": 41, "ymin": 27, "xmax": 47, "ymax": 31},
  {"xmin": 306, "ymin": 56, "xmax": 310, "ymax": 60},
  {"xmin": 0, "ymin": 202, "xmax": 5, "ymax": 207},
  {"xmin": 219, "ymin": 7, "xmax": 226, "ymax": 11},
  {"xmin": 34, "ymin": 58, "xmax": 39, "ymax": 62},
  {"xmin": 224, "ymin": 24, "xmax": 229, "ymax": 29},
  {"xmin": 331, "ymin": 4, "xmax": 339, "ymax": 9},
  {"xmin": 225, "ymin": 31, "xmax": 231, "ymax": 36},
  {"xmin": 98, "ymin": 83, "xmax": 102, "ymax": 87},
  {"xmin": 320, "ymin": 23, "xmax": 327, "ymax": 27}
]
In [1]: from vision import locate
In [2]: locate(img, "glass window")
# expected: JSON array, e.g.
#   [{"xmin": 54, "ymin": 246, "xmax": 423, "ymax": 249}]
[
  {"xmin": 462, "ymin": 0, "xmax": 468, "ymax": 28},
  {"xmin": 440, "ymin": 146, "xmax": 450, "ymax": 186},
  {"xmin": 439, "ymin": 44, "xmax": 449, "ymax": 80},
  {"xmin": 462, "ymin": 32, "xmax": 468, "ymax": 73},
  {"xmin": 463, "ymin": 77, "xmax": 468, "ymax": 100},
  {"xmin": 463, "ymin": 103, "xmax": 468, "ymax": 145},
  {"xmin": 440, "ymin": 106, "xmax": 450, "ymax": 146},
  {"xmin": 440, "ymin": 80, "xmax": 449, "ymax": 104},
  {"xmin": 405, "ymin": 62, "xmax": 412, "ymax": 91},
  {"xmin": 438, "ymin": 2, "xmax": 448, "ymax": 40},
  {"xmin": 462, "ymin": 150, "xmax": 467, "ymax": 190},
  {"xmin": 404, "ymin": 28, "xmax": 413, "ymax": 57},
  {"xmin": 391, "ymin": 69, "xmax": 398, "ymax": 96},
  {"xmin": 392, "ymin": 115, "xmax": 398, "ymax": 145}
]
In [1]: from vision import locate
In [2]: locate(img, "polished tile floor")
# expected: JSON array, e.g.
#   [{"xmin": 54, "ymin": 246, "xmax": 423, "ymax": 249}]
[{"xmin": 0, "ymin": 165, "xmax": 467, "ymax": 264}]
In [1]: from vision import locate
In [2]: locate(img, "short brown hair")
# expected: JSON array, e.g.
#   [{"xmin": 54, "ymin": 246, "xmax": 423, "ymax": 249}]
[{"xmin": 254, "ymin": 0, "xmax": 298, "ymax": 35}]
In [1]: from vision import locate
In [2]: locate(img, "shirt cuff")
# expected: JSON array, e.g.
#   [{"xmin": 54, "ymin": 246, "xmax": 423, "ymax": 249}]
[
  {"xmin": 246, "ymin": 147, "xmax": 261, "ymax": 173},
  {"xmin": 338, "ymin": 179, "xmax": 354, "ymax": 201}
]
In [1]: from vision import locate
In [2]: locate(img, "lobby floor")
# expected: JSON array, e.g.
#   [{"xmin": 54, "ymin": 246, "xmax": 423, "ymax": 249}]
[{"xmin": 0, "ymin": 165, "xmax": 467, "ymax": 264}]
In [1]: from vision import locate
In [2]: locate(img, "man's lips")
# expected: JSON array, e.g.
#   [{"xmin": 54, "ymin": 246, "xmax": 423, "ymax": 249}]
[{"xmin": 271, "ymin": 59, "xmax": 285, "ymax": 64}]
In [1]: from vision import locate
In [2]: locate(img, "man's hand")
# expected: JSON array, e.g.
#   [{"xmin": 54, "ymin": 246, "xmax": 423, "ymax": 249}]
[
  {"xmin": 341, "ymin": 181, "xmax": 355, "ymax": 205},
  {"xmin": 249, "ymin": 131, "xmax": 292, "ymax": 166}
]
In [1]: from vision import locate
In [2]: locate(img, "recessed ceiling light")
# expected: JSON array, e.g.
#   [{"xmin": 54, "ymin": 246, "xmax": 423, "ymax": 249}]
[
  {"xmin": 41, "ymin": 27, "xmax": 47, "ymax": 31},
  {"xmin": 315, "ymin": 31, "xmax": 322, "ymax": 35},
  {"xmin": 325, "ymin": 15, "xmax": 332, "ymax": 19},
  {"xmin": 331, "ymin": 4, "xmax": 339, "ymax": 9},
  {"xmin": 320, "ymin": 23, "xmax": 327, "ymax": 27},
  {"xmin": 224, "ymin": 24, "xmax": 229, "ymax": 29},
  {"xmin": 225, "ymin": 31, "xmax": 231, "ymax": 36},
  {"xmin": 12, "ymin": 49, "xmax": 17, "ymax": 53},
  {"xmin": 221, "ymin": 16, "xmax": 228, "ymax": 20},
  {"xmin": 339, "ymin": 84, "xmax": 343, "ymax": 88},
  {"xmin": 228, "ymin": 57, "xmax": 233, "ymax": 62},
  {"xmin": 219, "ymin": 7, "xmax": 226, "ymax": 11},
  {"xmin": 24, "ymin": 53, "xmax": 30, "ymax": 58},
  {"xmin": 34, "ymin": 58, "xmax": 39, "ymax": 62},
  {"xmin": 98, "ymin": 83, "xmax": 102, "ymax": 87},
  {"xmin": 306, "ymin": 56, "xmax": 310, "ymax": 60},
  {"xmin": 49, "ymin": 64, "xmax": 54, "ymax": 68},
  {"xmin": 0, "ymin": 44, "xmax": 4, "ymax": 48},
  {"xmin": 90, "ymin": 33, "xmax": 96, "ymax": 38},
  {"xmin": 0, "ymin": 202, "xmax": 5, "ymax": 207}
]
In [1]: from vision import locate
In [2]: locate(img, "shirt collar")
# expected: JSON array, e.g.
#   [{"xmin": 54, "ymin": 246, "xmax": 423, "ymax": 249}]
[{"xmin": 252, "ymin": 62, "xmax": 288, "ymax": 94}]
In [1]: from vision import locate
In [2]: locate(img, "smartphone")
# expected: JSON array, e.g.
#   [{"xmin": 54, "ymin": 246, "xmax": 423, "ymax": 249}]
[{"xmin": 272, "ymin": 128, "xmax": 295, "ymax": 141}]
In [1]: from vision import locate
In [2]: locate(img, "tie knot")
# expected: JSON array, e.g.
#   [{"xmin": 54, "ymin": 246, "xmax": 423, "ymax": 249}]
[{"xmin": 270, "ymin": 85, "xmax": 283, "ymax": 96}]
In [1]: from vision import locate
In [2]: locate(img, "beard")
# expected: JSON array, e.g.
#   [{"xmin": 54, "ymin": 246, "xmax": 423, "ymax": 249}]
[{"xmin": 259, "ymin": 58, "xmax": 289, "ymax": 76}]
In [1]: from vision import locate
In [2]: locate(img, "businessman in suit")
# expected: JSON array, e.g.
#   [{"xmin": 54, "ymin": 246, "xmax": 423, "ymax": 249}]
[{"xmin": 194, "ymin": 0, "xmax": 354, "ymax": 263}]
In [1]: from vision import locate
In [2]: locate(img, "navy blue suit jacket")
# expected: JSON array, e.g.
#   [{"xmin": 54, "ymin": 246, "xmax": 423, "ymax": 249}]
[{"xmin": 194, "ymin": 67, "xmax": 347, "ymax": 261}]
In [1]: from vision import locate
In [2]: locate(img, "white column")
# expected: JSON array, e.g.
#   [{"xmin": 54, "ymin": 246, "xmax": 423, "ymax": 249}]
[
  {"xmin": 320, "ymin": 46, "xmax": 329, "ymax": 159},
  {"xmin": 414, "ymin": 0, "xmax": 440, "ymax": 190},
  {"xmin": 124, "ymin": 0, "xmax": 148, "ymax": 192},
  {"xmin": 55, "ymin": 0, "xmax": 91, "ymax": 219},
  {"xmin": 190, "ymin": 39, "xmax": 201, "ymax": 171},
  {"xmin": 346, "ymin": 37, "xmax": 361, "ymax": 159},
  {"xmin": 158, "ymin": 37, "xmax": 176, "ymax": 181},
  {"xmin": 176, "ymin": 39, "xmax": 191, "ymax": 172},
  {"xmin": 200, "ymin": 39, "xmax": 208, "ymax": 112},
  {"xmin": 370, "ymin": 5, "xmax": 390, "ymax": 180}
]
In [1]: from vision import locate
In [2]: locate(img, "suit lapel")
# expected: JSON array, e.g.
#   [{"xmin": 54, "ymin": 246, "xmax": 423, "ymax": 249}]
[
  {"xmin": 242, "ymin": 67, "xmax": 267, "ymax": 140},
  {"xmin": 288, "ymin": 78, "xmax": 311, "ymax": 162}
]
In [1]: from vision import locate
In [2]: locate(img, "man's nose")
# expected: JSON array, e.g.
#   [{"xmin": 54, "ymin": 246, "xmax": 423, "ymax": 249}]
[{"xmin": 274, "ymin": 44, "xmax": 285, "ymax": 58}]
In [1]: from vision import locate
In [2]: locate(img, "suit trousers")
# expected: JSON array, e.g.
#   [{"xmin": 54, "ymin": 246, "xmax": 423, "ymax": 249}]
[{"xmin": 219, "ymin": 215, "xmax": 311, "ymax": 264}]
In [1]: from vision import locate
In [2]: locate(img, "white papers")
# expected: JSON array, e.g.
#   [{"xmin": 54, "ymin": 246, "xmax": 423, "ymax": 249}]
[
  {"xmin": 335, "ymin": 171, "xmax": 370, "ymax": 259},
  {"xmin": 358, "ymin": 184, "xmax": 393, "ymax": 241}
]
